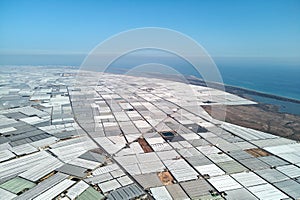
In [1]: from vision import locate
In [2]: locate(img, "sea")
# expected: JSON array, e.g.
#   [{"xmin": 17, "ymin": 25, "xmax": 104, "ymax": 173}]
[
  {"xmin": 216, "ymin": 60, "xmax": 300, "ymax": 101},
  {"xmin": 214, "ymin": 58, "xmax": 300, "ymax": 115}
]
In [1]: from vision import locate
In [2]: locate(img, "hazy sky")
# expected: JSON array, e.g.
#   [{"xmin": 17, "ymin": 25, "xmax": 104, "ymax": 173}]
[{"xmin": 1, "ymin": 0, "xmax": 300, "ymax": 58}]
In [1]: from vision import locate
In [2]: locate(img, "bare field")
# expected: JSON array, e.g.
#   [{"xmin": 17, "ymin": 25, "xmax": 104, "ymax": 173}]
[{"xmin": 203, "ymin": 104, "xmax": 300, "ymax": 141}]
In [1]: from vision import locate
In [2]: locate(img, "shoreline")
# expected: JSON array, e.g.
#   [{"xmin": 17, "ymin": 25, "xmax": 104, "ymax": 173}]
[{"xmin": 186, "ymin": 75, "xmax": 300, "ymax": 104}]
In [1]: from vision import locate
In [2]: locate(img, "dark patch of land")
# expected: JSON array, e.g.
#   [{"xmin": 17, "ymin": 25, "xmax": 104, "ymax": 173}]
[{"xmin": 202, "ymin": 104, "xmax": 300, "ymax": 141}]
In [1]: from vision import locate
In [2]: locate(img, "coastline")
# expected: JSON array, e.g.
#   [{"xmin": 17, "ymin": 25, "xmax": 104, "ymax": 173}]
[{"xmin": 186, "ymin": 76, "xmax": 300, "ymax": 104}]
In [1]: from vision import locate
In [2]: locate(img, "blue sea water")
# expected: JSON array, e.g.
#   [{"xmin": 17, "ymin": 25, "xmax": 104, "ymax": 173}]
[{"xmin": 217, "ymin": 64, "xmax": 300, "ymax": 101}]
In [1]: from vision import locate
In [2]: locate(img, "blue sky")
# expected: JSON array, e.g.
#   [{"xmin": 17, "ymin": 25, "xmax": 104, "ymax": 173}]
[{"xmin": 0, "ymin": 0, "xmax": 300, "ymax": 58}]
